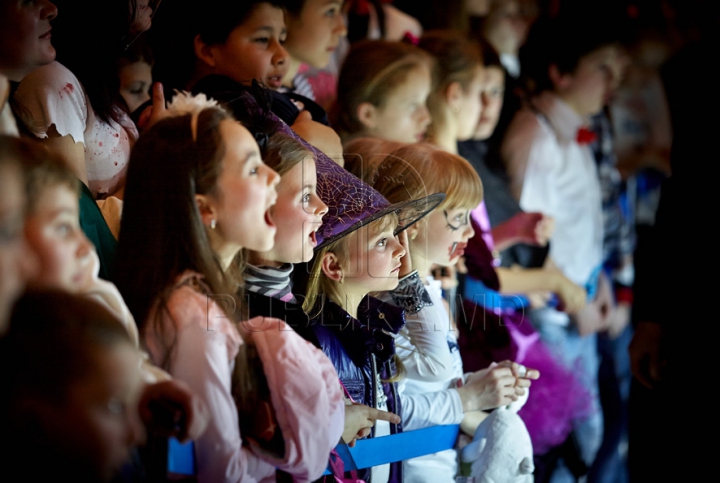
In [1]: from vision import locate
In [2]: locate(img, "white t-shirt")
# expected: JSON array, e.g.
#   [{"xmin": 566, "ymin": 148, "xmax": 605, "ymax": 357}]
[
  {"xmin": 14, "ymin": 61, "xmax": 137, "ymax": 198},
  {"xmin": 503, "ymin": 92, "xmax": 604, "ymax": 287}
]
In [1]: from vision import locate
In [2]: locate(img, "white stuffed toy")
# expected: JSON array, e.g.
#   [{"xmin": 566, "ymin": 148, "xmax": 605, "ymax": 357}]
[{"xmin": 460, "ymin": 383, "xmax": 535, "ymax": 482}]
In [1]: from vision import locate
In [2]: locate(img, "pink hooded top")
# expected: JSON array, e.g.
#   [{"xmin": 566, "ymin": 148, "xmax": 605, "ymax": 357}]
[{"xmin": 144, "ymin": 272, "xmax": 345, "ymax": 482}]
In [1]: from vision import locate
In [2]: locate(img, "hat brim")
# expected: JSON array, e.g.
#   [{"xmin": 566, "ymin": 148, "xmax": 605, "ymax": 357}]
[{"xmin": 315, "ymin": 192, "xmax": 445, "ymax": 250}]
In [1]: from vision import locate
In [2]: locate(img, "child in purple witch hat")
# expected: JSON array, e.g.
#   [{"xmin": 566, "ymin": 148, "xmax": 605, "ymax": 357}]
[{"xmin": 300, "ymin": 153, "xmax": 443, "ymax": 483}]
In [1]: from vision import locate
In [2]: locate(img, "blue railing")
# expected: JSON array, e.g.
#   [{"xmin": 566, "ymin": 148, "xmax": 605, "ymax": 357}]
[{"xmin": 168, "ymin": 424, "xmax": 460, "ymax": 477}]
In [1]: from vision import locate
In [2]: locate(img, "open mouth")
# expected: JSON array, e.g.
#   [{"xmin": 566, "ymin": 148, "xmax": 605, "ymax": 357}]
[
  {"xmin": 450, "ymin": 242, "xmax": 467, "ymax": 259},
  {"xmin": 264, "ymin": 210, "xmax": 275, "ymax": 228},
  {"xmin": 40, "ymin": 28, "xmax": 52, "ymax": 40},
  {"xmin": 266, "ymin": 75, "xmax": 284, "ymax": 89},
  {"xmin": 309, "ymin": 230, "xmax": 318, "ymax": 247}
]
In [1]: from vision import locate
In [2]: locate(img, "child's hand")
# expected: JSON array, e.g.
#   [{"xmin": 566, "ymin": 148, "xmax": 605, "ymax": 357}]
[
  {"xmin": 458, "ymin": 364, "xmax": 519, "ymax": 411},
  {"xmin": 500, "ymin": 360, "xmax": 540, "ymax": 385},
  {"xmin": 138, "ymin": 379, "xmax": 210, "ymax": 443},
  {"xmin": 604, "ymin": 301, "xmax": 631, "ymax": 339},
  {"xmin": 492, "ymin": 212, "xmax": 554, "ymax": 249},
  {"xmin": 342, "ymin": 403, "xmax": 401, "ymax": 447},
  {"xmin": 397, "ymin": 230, "xmax": 413, "ymax": 277},
  {"xmin": 291, "ymin": 111, "xmax": 344, "ymax": 166},
  {"xmin": 572, "ymin": 299, "xmax": 605, "ymax": 336},
  {"xmin": 137, "ymin": 82, "xmax": 169, "ymax": 132},
  {"xmin": 551, "ymin": 271, "xmax": 587, "ymax": 314}
]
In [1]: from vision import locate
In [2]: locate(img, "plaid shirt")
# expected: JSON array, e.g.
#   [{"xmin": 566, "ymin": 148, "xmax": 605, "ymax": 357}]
[{"xmin": 590, "ymin": 112, "xmax": 635, "ymax": 292}]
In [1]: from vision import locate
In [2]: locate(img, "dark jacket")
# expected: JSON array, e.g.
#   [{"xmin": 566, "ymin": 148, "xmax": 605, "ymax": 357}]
[{"xmin": 310, "ymin": 297, "xmax": 405, "ymax": 483}]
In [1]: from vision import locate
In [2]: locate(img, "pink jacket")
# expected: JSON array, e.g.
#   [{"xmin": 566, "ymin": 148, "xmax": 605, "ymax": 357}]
[{"xmin": 144, "ymin": 272, "xmax": 345, "ymax": 482}]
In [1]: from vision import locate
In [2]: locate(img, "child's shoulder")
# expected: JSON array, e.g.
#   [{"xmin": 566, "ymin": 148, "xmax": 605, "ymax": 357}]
[{"xmin": 165, "ymin": 271, "xmax": 225, "ymax": 325}]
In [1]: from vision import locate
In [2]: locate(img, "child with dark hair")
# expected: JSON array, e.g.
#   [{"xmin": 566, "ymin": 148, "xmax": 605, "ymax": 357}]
[
  {"xmin": 114, "ymin": 93, "xmax": 344, "ymax": 482},
  {"xmin": 118, "ymin": 36, "xmax": 155, "ymax": 115},
  {"xmin": 0, "ymin": 290, "xmax": 144, "ymax": 482},
  {"xmin": 279, "ymin": 0, "xmax": 348, "ymax": 103},
  {"xmin": 501, "ymin": 13, "xmax": 621, "ymax": 482},
  {"xmin": 149, "ymin": 0, "xmax": 343, "ymax": 160}
]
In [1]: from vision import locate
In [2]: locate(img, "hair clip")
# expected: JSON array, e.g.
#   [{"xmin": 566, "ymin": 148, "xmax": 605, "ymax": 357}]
[
  {"xmin": 255, "ymin": 132, "xmax": 269, "ymax": 154},
  {"xmin": 403, "ymin": 31, "xmax": 420, "ymax": 46},
  {"xmin": 166, "ymin": 91, "xmax": 220, "ymax": 141}
]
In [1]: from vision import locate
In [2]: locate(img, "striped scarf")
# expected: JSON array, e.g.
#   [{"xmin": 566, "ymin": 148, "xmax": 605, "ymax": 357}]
[{"xmin": 244, "ymin": 264, "xmax": 296, "ymax": 303}]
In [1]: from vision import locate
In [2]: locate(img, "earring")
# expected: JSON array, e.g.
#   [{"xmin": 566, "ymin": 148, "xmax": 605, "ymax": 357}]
[
  {"xmin": 339, "ymin": 272, "xmax": 344, "ymax": 284},
  {"xmin": 210, "ymin": 219, "xmax": 217, "ymax": 230}
]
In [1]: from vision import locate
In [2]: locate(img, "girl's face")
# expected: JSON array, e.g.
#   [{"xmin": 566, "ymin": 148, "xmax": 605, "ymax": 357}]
[
  {"xmin": 412, "ymin": 207, "xmax": 475, "ymax": 268},
  {"xmin": 284, "ymin": 0, "xmax": 347, "ymax": 69},
  {"xmin": 453, "ymin": 66, "xmax": 485, "ymax": 141},
  {"xmin": 211, "ymin": 120, "xmax": 279, "ymax": 253},
  {"xmin": 119, "ymin": 60, "xmax": 152, "ymax": 113},
  {"xmin": 364, "ymin": 64, "xmax": 432, "ymax": 143},
  {"xmin": 210, "ymin": 3, "xmax": 289, "ymax": 89},
  {"xmin": 24, "ymin": 184, "xmax": 95, "ymax": 293},
  {"xmin": 0, "ymin": 0, "xmax": 57, "ymax": 81},
  {"xmin": 263, "ymin": 157, "xmax": 328, "ymax": 264},
  {"xmin": 341, "ymin": 221, "xmax": 406, "ymax": 296},
  {"xmin": 47, "ymin": 344, "xmax": 144, "ymax": 482},
  {"xmin": 0, "ymin": 163, "xmax": 36, "ymax": 331},
  {"xmin": 474, "ymin": 66, "xmax": 505, "ymax": 140}
]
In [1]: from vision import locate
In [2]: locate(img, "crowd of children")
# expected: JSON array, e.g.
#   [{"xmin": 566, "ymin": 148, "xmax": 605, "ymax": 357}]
[{"xmin": 0, "ymin": 0, "xmax": 705, "ymax": 482}]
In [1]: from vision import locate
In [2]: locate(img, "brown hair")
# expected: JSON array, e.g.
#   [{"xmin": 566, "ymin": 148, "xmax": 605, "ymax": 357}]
[
  {"xmin": 342, "ymin": 137, "xmax": 408, "ymax": 183},
  {"xmin": 417, "ymin": 31, "xmax": 483, "ymax": 135},
  {"xmin": 333, "ymin": 40, "xmax": 434, "ymax": 141},
  {"xmin": 371, "ymin": 143, "xmax": 483, "ymax": 213},
  {"xmin": 16, "ymin": 141, "xmax": 80, "ymax": 215},
  {"xmin": 240, "ymin": 132, "xmax": 312, "ymax": 266},
  {"xmin": 262, "ymin": 132, "xmax": 314, "ymax": 176},
  {"xmin": 114, "ymin": 105, "xmax": 248, "ymax": 369}
]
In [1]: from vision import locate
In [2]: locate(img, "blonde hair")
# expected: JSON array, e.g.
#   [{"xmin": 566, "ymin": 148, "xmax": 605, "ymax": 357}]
[
  {"xmin": 302, "ymin": 214, "xmax": 406, "ymax": 382},
  {"xmin": 303, "ymin": 215, "xmax": 397, "ymax": 316}
]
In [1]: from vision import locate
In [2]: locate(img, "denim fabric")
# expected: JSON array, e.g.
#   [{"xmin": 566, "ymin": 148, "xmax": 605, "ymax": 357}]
[{"xmin": 529, "ymin": 308, "xmax": 603, "ymax": 483}]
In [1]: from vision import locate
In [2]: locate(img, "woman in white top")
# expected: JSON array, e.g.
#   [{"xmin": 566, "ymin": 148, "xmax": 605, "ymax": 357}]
[{"xmin": 13, "ymin": 0, "xmax": 157, "ymax": 199}]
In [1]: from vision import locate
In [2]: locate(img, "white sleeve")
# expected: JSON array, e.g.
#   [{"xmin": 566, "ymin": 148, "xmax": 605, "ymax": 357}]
[
  {"xmin": 400, "ymin": 389, "xmax": 464, "ymax": 431},
  {"xmin": 13, "ymin": 61, "xmax": 87, "ymax": 143},
  {"xmin": 394, "ymin": 311, "xmax": 455, "ymax": 383},
  {"xmin": 516, "ymin": 130, "xmax": 560, "ymax": 218}
]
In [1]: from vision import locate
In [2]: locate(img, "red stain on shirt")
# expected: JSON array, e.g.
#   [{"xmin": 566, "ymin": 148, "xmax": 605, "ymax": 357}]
[
  {"xmin": 58, "ymin": 83, "xmax": 74, "ymax": 99},
  {"xmin": 98, "ymin": 142, "xmax": 103, "ymax": 147}
]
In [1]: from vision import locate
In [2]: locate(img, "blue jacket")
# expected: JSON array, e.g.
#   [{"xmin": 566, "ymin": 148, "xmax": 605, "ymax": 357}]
[{"xmin": 309, "ymin": 296, "xmax": 406, "ymax": 483}]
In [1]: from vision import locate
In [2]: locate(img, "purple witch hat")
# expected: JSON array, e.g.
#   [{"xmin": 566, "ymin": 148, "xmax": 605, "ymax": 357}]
[
  {"xmin": 219, "ymin": 89, "xmax": 443, "ymax": 247},
  {"xmin": 313, "ymin": 154, "xmax": 444, "ymax": 249}
]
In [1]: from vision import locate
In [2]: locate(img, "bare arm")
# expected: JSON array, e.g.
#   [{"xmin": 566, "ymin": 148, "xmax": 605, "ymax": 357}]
[{"xmin": 496, "ymin": 266, "xmax": 586, "ymax": 314}]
